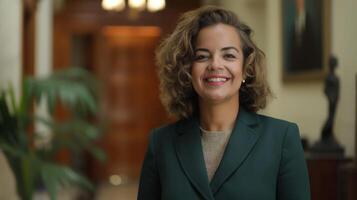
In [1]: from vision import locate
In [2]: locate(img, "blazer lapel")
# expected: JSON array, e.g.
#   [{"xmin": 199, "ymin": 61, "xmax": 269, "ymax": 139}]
[
  {"xmin": 175, "ymin": 116, "xmax": 215, "ymax": 200},
  {"xmin": 210, "ymin": 108, "xmax": 261, "ymax": 194}
]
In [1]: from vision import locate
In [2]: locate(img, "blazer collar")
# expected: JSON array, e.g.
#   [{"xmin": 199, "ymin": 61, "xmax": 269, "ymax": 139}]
[
  {"xmin": 175, "ymin": 108, "xmax": 261, "ymax": 197},
  {"xmin": 175, "ymin": 115, "xmax": 214, "ymax": 200},
  {"xmin": 209, "ymin": 108, "xmax": 260, "ymax": 194}
]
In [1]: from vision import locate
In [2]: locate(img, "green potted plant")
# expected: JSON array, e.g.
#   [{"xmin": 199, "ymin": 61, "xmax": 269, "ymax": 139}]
[{"xmin": 0, "ymin": 67, "xmax": 105, "ymax": 200}]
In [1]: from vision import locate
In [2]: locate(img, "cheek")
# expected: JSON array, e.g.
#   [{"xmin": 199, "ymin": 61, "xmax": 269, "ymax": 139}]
[
  {"xmin": 237, "ymin": 62, "xmax": 244, "ymax": 76},
  {"xmin": 191, "ymin": 64, "xmax": 206, "ymax": 95},
  {"xmin": 191, "ymin": 65, "xmax": 203, "ymax": 82},
  {"xmin": 190, "ymin": 65, "xmax": 199, "ymax": 89},
  {"xmin": 229, "ymin": 63, "xmax": 244, "ymax": 80}
]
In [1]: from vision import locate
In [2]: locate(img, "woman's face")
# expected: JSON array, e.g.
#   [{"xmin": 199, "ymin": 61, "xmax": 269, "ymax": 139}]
[{"xmin": 191, "ymin": 23, "xmax": 244, "ymax": 105}]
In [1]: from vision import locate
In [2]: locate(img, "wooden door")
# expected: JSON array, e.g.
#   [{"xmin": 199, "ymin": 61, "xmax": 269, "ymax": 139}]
[
  {"xmin": 53, "ymin": 0, "xmax": 201, "ymax": 184},
  {"xmin": 91, "ymin": 26, "xmax": 167, "ymax": 183}
]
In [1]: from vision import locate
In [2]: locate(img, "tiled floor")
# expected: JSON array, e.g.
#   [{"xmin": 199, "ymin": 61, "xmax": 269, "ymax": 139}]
[
  {"xmin": 95, "ymin": 183, "xmax": 138, "ymax": 200},
  {"xmin": 31, "ymin": 182, "xmax": 138, "ymax": 200}
]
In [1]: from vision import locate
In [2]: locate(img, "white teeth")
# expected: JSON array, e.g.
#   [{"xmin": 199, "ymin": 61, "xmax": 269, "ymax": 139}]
[{"xmin": 206, "ymin": 77, "xmax": 227, "ymax": 82}]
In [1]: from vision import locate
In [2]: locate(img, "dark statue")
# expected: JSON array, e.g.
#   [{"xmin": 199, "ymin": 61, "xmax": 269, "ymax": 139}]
[
  {"xmin": 322, "ymin": 56, "xmax": 339, "ymax": 140},
  {"xmin": 310, "ymin": 55, "xmax": 344, "ymax": 157}
]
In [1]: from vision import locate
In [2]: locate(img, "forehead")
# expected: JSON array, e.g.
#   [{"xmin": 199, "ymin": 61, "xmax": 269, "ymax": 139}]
[{"xmin": 195, "ymin": 23, "xmax": 242, "ymax": 49}]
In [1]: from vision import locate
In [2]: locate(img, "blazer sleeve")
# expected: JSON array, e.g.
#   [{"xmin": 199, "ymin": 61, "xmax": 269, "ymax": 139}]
[
  {"xmin": 277, "ymin": 123, "xmax": 311, "ymax": 200},
  {"xmin": 137, "ymin": 130, "xmax": 161, "ymax": 200}
]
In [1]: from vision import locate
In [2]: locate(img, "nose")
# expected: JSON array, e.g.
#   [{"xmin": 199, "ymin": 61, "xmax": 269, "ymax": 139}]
[{"xmin": 208, "ymin": 55, "xmax": 223, "ymax": 71}]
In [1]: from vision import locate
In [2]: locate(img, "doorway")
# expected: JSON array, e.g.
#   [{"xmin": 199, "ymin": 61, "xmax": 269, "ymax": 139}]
[{"xmin": 91, "ymin": 26, "xmax": 166, "ymax": 182}]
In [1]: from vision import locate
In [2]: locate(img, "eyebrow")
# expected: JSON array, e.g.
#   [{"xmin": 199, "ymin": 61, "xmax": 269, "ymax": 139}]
[
  {"xmin": 222, "ymin": 47, "xmax": 240, "ymax": 53},
  {"xmin": 195, "ymin": 47, "xmax": 240, "ymax": 53}
]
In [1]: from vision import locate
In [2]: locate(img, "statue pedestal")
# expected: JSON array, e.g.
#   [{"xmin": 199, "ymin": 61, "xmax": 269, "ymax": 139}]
[
  {"xmin": 309, "ymin": 137, "xmax": 345, "ymax": 158},
  {"xmin": 305, "ymin": 154, "xmax": 352, "ymax": 200}
]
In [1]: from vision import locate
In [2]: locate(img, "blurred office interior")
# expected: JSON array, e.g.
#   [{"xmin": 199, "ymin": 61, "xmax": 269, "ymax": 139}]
[{"xmin": 0, "ymin": 0, "xmax": 356, "ymax": 199}]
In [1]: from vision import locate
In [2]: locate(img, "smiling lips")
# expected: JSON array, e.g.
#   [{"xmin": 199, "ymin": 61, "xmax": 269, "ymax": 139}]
[{"xmin": 203, "ymin": 75, "xmax": 231, "ymax": 86}]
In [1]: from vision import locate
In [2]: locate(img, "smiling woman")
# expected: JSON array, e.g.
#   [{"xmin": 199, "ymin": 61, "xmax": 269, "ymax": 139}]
[
  {"xmin": 156, "ymin": 6, "xmax": 270, "ymax": 119},
  {"xmin": 138, "ymin": 6, "xmax": 311, "ymax": 200},
  {"xmin": 191, "ymin": 23, "xmax": 244, "ymax": 107}
]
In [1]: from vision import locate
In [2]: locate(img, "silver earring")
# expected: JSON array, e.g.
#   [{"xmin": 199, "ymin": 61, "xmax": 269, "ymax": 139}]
[{"xmin": 242, "ymin": 79, "xmax": 246, "ymax": 83}]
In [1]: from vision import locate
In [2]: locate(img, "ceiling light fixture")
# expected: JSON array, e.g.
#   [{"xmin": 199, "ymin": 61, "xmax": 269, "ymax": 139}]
[{"xmin": 102, "ymin": 0, "xmax": 165, "ymax": 12}]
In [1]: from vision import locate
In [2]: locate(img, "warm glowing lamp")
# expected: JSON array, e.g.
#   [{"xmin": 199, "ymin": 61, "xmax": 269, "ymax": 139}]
[
  {"xmin": 147, "ymin": 0, "xmax": 165, "ymax": 12},
  {"xmin": 102, "ymin": 0, "xmax": 166, "ymax": 13},
  {"xmin": 102, "ymin": 0, "xmax": 125, "ymax": 11},
  {"xmin": 128, "ymin": 0, "xmax": 146, "ymax": 11}
]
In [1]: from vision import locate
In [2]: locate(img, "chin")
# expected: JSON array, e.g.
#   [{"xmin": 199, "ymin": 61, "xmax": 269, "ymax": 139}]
[{"xmin": 200, "ymin": 93, "xmax": 229, "ymax": 103}]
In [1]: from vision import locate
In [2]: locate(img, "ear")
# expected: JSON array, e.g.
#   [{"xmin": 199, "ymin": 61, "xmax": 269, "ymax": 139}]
[
  {"xmin": 242, "ymin": 70, "xmax": 246, "ymax": 80},
  {"xmin": 242, "ymin": 63, "xmax": 248, "ymax": 80}
]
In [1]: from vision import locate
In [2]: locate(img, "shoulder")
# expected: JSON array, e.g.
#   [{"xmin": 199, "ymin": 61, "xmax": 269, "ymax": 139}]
[
  {"xmin": 151, "ymin": 120, "xmax": 180, "ymax": 136},
  {"xmin": 240, "ymin": 108, "xmax": 296, "ymax": 130},
  {"xmin": 256, "ymin": 112, "xmax": 298, "ymax": 131},
  {"xmin": 251, "ymin": 112, "xmax": 301, "ymax": 142},
  {"xmin": 146, "ymin": 120, "xmax": 188, "ymax": 156},
  {"xmin": 252, "ymin": 113, "xmax": 304, "ymax": 161},
  {"xmin": 148, "ymin": 120, "xmax": 182, "ymax": 144}
]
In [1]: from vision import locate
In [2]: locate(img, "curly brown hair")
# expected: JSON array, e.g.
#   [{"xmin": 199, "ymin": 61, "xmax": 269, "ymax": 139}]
[{"xmin": 156, "ymin": 6, "xmax": 271, "ymax": 119}]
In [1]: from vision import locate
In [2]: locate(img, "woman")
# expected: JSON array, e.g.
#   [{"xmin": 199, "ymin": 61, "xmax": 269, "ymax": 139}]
[{"xmin": 138, "ymin": 6, "xmax": 310, "ymax": 200}]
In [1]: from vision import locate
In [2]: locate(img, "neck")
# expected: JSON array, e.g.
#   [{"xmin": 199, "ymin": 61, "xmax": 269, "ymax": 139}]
[{"xmin": 198, "ymin": 97, "xmax": 239, "ymax": 132}]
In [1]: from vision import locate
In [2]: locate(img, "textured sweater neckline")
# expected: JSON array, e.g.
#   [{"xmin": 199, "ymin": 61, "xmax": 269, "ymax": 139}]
[{"xmin": 199, "ymin": 126, "xmax": 232, "ymax": 135}]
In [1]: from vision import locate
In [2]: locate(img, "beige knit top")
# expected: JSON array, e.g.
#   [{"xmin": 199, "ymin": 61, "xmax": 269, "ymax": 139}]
[{"xmin": 200, "ymin": 127, "xmax": 232, "ymax": 182}]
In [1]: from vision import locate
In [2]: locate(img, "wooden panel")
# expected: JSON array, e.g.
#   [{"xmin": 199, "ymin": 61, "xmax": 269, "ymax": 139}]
[
  {"xmin": 91, "ymin": 26, "xmax": 167, "ymax": 182},
  {"xmin": 306, "ymin": 156, "xmax": 352, "ymax": 200},
  {"xmin": 53, "ymin": 0, "xmax": 201, "ymax": 184},
  {"xmin": 54, "ymin": 0, "xmax": 201, "ymax": 38},
  {"xmin": 339, "ymin": 163, "xmax": 357, "ymax": 200},
  {"xmin": 23, "ymin": 0, "xmax": 38, "ymax": 76}
]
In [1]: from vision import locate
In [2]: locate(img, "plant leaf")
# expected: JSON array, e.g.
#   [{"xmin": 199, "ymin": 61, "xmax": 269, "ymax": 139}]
[{"xmin": 41, "ymin": 162, "xmax": 94, "ymax": 200}]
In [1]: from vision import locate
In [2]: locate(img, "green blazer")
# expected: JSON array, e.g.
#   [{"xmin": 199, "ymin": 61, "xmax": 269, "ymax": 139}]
[{"xmin": 138, "ymin": 108, "xmax": 310, "ymax": 200}]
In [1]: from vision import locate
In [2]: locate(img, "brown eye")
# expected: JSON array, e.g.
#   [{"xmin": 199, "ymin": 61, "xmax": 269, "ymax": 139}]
[
  {"xmin": 224, "ymin": 54, "xmax": 236, "ymax": 59},
  {"xmin": 194, "ymin": 55, "xmax": 208, "ymax": 61}
]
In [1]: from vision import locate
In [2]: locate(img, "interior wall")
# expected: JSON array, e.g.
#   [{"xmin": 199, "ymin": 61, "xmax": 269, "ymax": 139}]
[
  {"xmin": 0, "ymin": 0, "xmax": 54, "ymax": 198},
  {"xmin": 217, "ymin": 0, "xmax": 266, "ymax": 51},
  {"xmin": 0, "ymin": 0, "xmax": 22, "ymax": 97},
  {"xmin": 332, "ymin": 0, "xmax": 357, "ymax": 158},
  {"xmin": 263, "ymin": 0, "xmax": 326, "ymax": 148},
  {"xmin": 36, "ymin": 0, "xmax": 53, "ymax": 77},
  {"xmin": 0, "ymin": 0, "xmax": 22, "ymax": 199},
  {"xmin": 34, "ymin": 0, "xmax": 53, "ymax": 147},
  {"xmin": 219, "ymin": 0, "xmax": 356, "ymax": 157}
]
